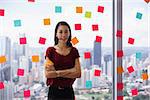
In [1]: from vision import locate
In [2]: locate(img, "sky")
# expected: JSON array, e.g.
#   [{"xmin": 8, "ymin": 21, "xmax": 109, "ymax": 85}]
[{"xmin": 0, "ymin": 0, "xmax": 149, "ymax": 48}]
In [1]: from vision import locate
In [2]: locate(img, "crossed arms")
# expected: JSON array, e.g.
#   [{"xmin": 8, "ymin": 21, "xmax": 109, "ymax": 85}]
[{"xmin": 44, "ymin": 57, "xmax": 81, "ymax": 79}]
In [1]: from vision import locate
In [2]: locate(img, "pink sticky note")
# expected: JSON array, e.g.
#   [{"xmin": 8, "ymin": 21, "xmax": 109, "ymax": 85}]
[
  {"xmin": 0, "ymin": 9, "xmax": 4, "ymax": 16},
  {"xmin": 128, "ymin": 37, "xmax": 135, "ymax": 44},
  {"xmin": 75, "ymin": 24, "xmax": 81, "ymax": 30},
  {"xmin": 96, "ymin": 36, "xmax": 102, "ymax": 42},
  {"xmin": 117, "ymin": 83, "xmax": 123, "ymax": 90},
  {"xmin": 17, "ymin": 68, "xmax": 24, "ymax": 76},
  {"xmin": 84, "ymin": 52, "xmax": 91, "ymax": 59},
  {"xmin": 28, "ymin": 0, "xmax": 35, "ymax": 2},
  {"xmin": 94, "ymin": 70, "xmax": 101, "ymax": 76},
  {"xmin": 97, "ymin": 6, "xmax": 104, "ymax": 13},
  {"xmin": 24, "ymin": 90, "xmax": 30, "ymax": 97},
  {"xmin": 131, "ymin": 88, "xmax": 138, "ymax": 96},
  {"xmin": 20, "ymin": 37, "xmax": 27, "ymax": 44},
  {"xmin": 0, "ymin": 82, "xmax": 4, "ymax": 89},
  {"xmin": 127, "ymin": 66, "xmax": 134, "ymax": 73},
  {"xmin": 116, "ymin": 30, "xmax": 122, "ymax": 38},
  {"xmin": 92, "ymin": 24, "xmax": 99, "ymax": 31},
  {"xmin": 117, "ymin": 50, "xmax": 124, "ymax": 58},
  {"xmin": 39, "ymin": 37, "xmax": 46, "ymax": 44},
  {"xmin": 117, "ymin": 96, "xmax": 123, "ymax": 100}
]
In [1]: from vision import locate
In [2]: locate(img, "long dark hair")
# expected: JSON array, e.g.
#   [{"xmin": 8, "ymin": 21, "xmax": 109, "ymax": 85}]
[{"xmin": 54, "ymin": 21, "xmax": 72, "ymax": 47}]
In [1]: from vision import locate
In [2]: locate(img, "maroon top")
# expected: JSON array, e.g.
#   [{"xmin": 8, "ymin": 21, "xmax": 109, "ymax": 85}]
[{"xmin": 45, "ymin": 46, "xmax": 80, "ymax": 87}]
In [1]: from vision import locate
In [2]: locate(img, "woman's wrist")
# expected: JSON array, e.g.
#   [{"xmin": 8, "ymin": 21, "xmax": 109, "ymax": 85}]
[{"xmin": 56, "ymin": 71, "xmax": 60, "ymax": 77}]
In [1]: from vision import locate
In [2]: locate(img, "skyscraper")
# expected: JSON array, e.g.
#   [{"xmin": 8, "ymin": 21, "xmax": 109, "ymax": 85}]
[
  {"xmin": 93, "ymin": 41, "xmax": 101, "ymax": 68},
  {"xmin": 0, "ymin": 36, "xmax": 11, "ymax": 81},
  {"xmin": 104, "ymin": 54, "xmax": 112, "ymax": 76}
]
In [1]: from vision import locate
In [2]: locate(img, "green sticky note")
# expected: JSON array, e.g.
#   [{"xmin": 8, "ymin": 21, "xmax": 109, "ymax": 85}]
[
  {"xmin": 85, "ymin": 11, "xmax": 91, "ymax": 18},
  {"xmin": 55, "ymin": 6, "xmax": 62, "ymax": 13},
  {"xmin": 86, "ymin": 80, "xmax": 92, "ymax": 88},
  {"xmin": 14, "ymin": 20, "xmax": 21, "ymax": 27},
  {"xmin": 136, "ymin": 52, "xmax": 142, "ymax": 60}
]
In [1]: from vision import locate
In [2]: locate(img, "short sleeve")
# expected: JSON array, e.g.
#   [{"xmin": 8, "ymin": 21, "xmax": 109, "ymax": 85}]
[
  {"xmin": 73, "ymin": 47, "xmax": 80, "ymax": 59},
  {"xmin": 45, "ymin": 47, "xmax": 53, "ymax": 60}
]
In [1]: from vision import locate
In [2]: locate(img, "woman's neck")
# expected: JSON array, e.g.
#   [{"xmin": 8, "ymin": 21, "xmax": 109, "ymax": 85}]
[{"xmin": 57, "ymin": 42, "xmax": 67, "ymax": 49}]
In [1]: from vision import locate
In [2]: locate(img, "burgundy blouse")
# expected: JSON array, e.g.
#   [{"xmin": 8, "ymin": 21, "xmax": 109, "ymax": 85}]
[{"xmin": 45, "ymin": 46, "xmax": 80, "ymax": 87}]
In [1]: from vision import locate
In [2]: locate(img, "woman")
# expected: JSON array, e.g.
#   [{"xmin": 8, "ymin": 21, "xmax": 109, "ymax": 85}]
[{"xmin": 45, "ymin": 21, "xmax": 81, "ymax": 100}]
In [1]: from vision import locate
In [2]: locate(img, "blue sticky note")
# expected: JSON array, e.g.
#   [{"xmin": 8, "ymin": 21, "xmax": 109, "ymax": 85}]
[
  {"xmin": 14, "ymin": 20, "xmax": 21, "ymax": 27},
  {"xmin": 86, "ymin": 80, "xmax": 92, "ymax": 89},
  {"xmin": 136, "ymin": 12, "xmax": 142, "ymax": 20},
  {"xmin": 136, "ymin": 52, "xmax": 142, "ymax": 60},
  {"xmin": 55, "ymin": 6, "xmax": 62, "ymax": 13}
]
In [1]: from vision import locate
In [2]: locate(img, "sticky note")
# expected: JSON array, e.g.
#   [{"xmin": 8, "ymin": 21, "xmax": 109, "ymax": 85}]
[
  {"xmin": 55, "ymin": 6, "xmax": 62, "ymax": 13},
  {"xmin": 14, "ymin": 20, "xmax": 21, "ymax": 27},
  {"xmin": 136, "ymin": 52, "xmax": 142, "ymax": 60},
  {"xmin": 92, "ymin": 24, "xmax": 99, "ymax": 31},
  {"xmin": 117, "ymin": 50, "xmax": 124, "ymax": 58},
  {"xmin": 117, "ymin": 66, "xmax": 124, "ymax": 74},
  {"xmin": 96, "ymin": 36, "xmax": 102, "ymax": 43},
  {"xmin": 116, "ymin": 30, "xmax": 122, "ymax": 38},
  {"xmin": 117, "ymin": 83, "xmax": 123, "ymax": 90},
  {"xmin": 142, "ymin": 73, "xmax": 148, "ymax": 80},
  {"xmin": 28, "ymin": 0, "xmax": 35, "ymax": 2},
  {"xmin": 94, "ymin": 69, "xmax": 101, "ymax": 76},
  {"xmin": 39, "ymin": 37, "xmax": 46, "ymax": 44},
  {"xmin": 86, "ymin": 80, "xmax": 92, "ymax": 88},
  {"xmin": 75, "ymin": 24, "xmax": 81, "ymax": 30},
  {"xmin": 144, "ymin": 0, "xmax": 150, "ymax": 3},
  {"xmin": 43, "ymin": 18, "xmax": 50, "ymax": 25},
  {"xmin": 117, "ymin": 96, "xmax": 123, "ymax": 100},
  {"xmin": 136, "ymin": 12, "xmax": 142, "ymax": 20},
  {"xmin": 24, "ymin": 90, "xmax": 30, "ymax": 97},
  {"xmin": 32, "ymin": 55, "xmax": 39, "ymax": 62},
  {"xmin": 0, "ymin": 9, "xmax": 4, "ymax": 16},
  {"xmin": 85, "ymin": 11, "xmax": 91, "ymax": 18},
  {"xmin": 0, "ymin": 56, "xmax": 6, "ymax": 64},
  {"xmin": 128, "ymin": 37, "xmax": 135, "ymax": 44},
  {"xmin": 127, "ymin": 66, "xmax": 134, "ymax": 73},
  {"xmin": 84, "ymin": 52, "xmax": 91, "ymax": 59},
  {"xmin": 17, "ymin": 68, "xmax": 24, "ymax": 76},
  {"xmin": 131, "ymin": 88, "xmax": 138, "ymax": 96},
  {"xmin": 20, "ymin": 37, "xmax": 27, "ymax": 44},
  {"xmin": 76, "ymin": 6, "xmax": 82, "ymax": 13},
  {"xmin": 97, "ymin": 6, "xmax": 104, "ymax": 13},
  {"xmin": 71, "ymin": 37, "xmax": 79, "ymax": 45},
  {"xmin": 0, "ymin": 82, "xmax": 4, "ymax": 89}
]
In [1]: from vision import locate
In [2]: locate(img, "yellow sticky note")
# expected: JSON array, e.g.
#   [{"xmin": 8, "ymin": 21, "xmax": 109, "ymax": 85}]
[
  {"xmin": 142, "ymin": 73, "xmax": 148, "ymax": 80},
  {"xmin": 71, "ymin": 37, "xmax": 79, "ymax": 45},
  {"xmin": 76, "ymin": 6, "xmax": 83, "ymax": 13},
  {"xmin": 43, "ymin": 18, "xmax": 50, "ymax": 25},
  {"xmin": 117, "ymin": 66, "xmax": 124, "ymax": 74},
  {"xmin": 32, "ymin": 55, "xmax": 39, "ymax": 62},
  {"xmin": 0, "ymin": 56, "xmax": 6, "ymax": 64},
  {"xmin": 85, "ymin": 11, "xmax": 91, "ymax": 18}
]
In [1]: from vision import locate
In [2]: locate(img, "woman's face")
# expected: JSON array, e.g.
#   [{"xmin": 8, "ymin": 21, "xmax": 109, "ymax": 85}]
[{"xmin": 56, "ymin": 25, "xmax": 70, "ymax": 43}]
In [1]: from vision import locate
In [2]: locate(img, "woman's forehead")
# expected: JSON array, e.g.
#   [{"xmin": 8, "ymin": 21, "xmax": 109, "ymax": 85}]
[{"xmin": 58, "ymin": 25, "xmax": 69, "ymax": 30}]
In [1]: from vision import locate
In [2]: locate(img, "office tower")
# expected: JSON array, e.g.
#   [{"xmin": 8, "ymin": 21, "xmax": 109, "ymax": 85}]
[
  {"xmin": 93, "ymin": 41, "xmax": 101, "ymax": 68},
  {"xmin": 104, "ymin": 55, "xmax": 112, "ymax": 76},
  {"xmin": 0, "ymin": 36, "xmax": 11, "ymax": 81}
]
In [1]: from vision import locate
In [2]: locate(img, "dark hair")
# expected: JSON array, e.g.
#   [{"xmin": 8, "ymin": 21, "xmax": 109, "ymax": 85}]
[{"xmin": 54, "ymin": 21, "xmax": 72, "ymax": 47}]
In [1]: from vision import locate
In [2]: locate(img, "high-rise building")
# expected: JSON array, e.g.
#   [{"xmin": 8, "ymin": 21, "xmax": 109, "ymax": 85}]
[
  {"xmin": 93, "ymin": 41, "xmax": 101, "ymax": 68},
  {"xmin": 0, "ymin": 36, "xmax": 11, "ymax": 81},
  {"xmin": 103, "ymin": 55, "xmax": 112, "ymax": 76}
]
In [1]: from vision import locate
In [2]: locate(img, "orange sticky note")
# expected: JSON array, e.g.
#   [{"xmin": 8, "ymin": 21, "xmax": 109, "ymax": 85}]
[
  {"xmin": 0, "ymin": 56, "xmax": 6, "ymax": 63},
  {"xmin": 71, "ymin": 37, "xmax": 79, "ymax": 45},
  {"xmin": 142, "ymin": 73, "xmax": 148, "ymax": 80},
  {"xmin": 32, "ymin": 55, "xmax": 39, "ymax": 62},
  {"xmin": 76, "ymin": 6, "xmax": 82, "ymax": 13},
  {"xmin": 43, "ymin": 18, "xmax": 50, "ymax": 25},
  {"xmin": 117, "ymin": 66, "xmax": 124, "ymax": 74}
]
